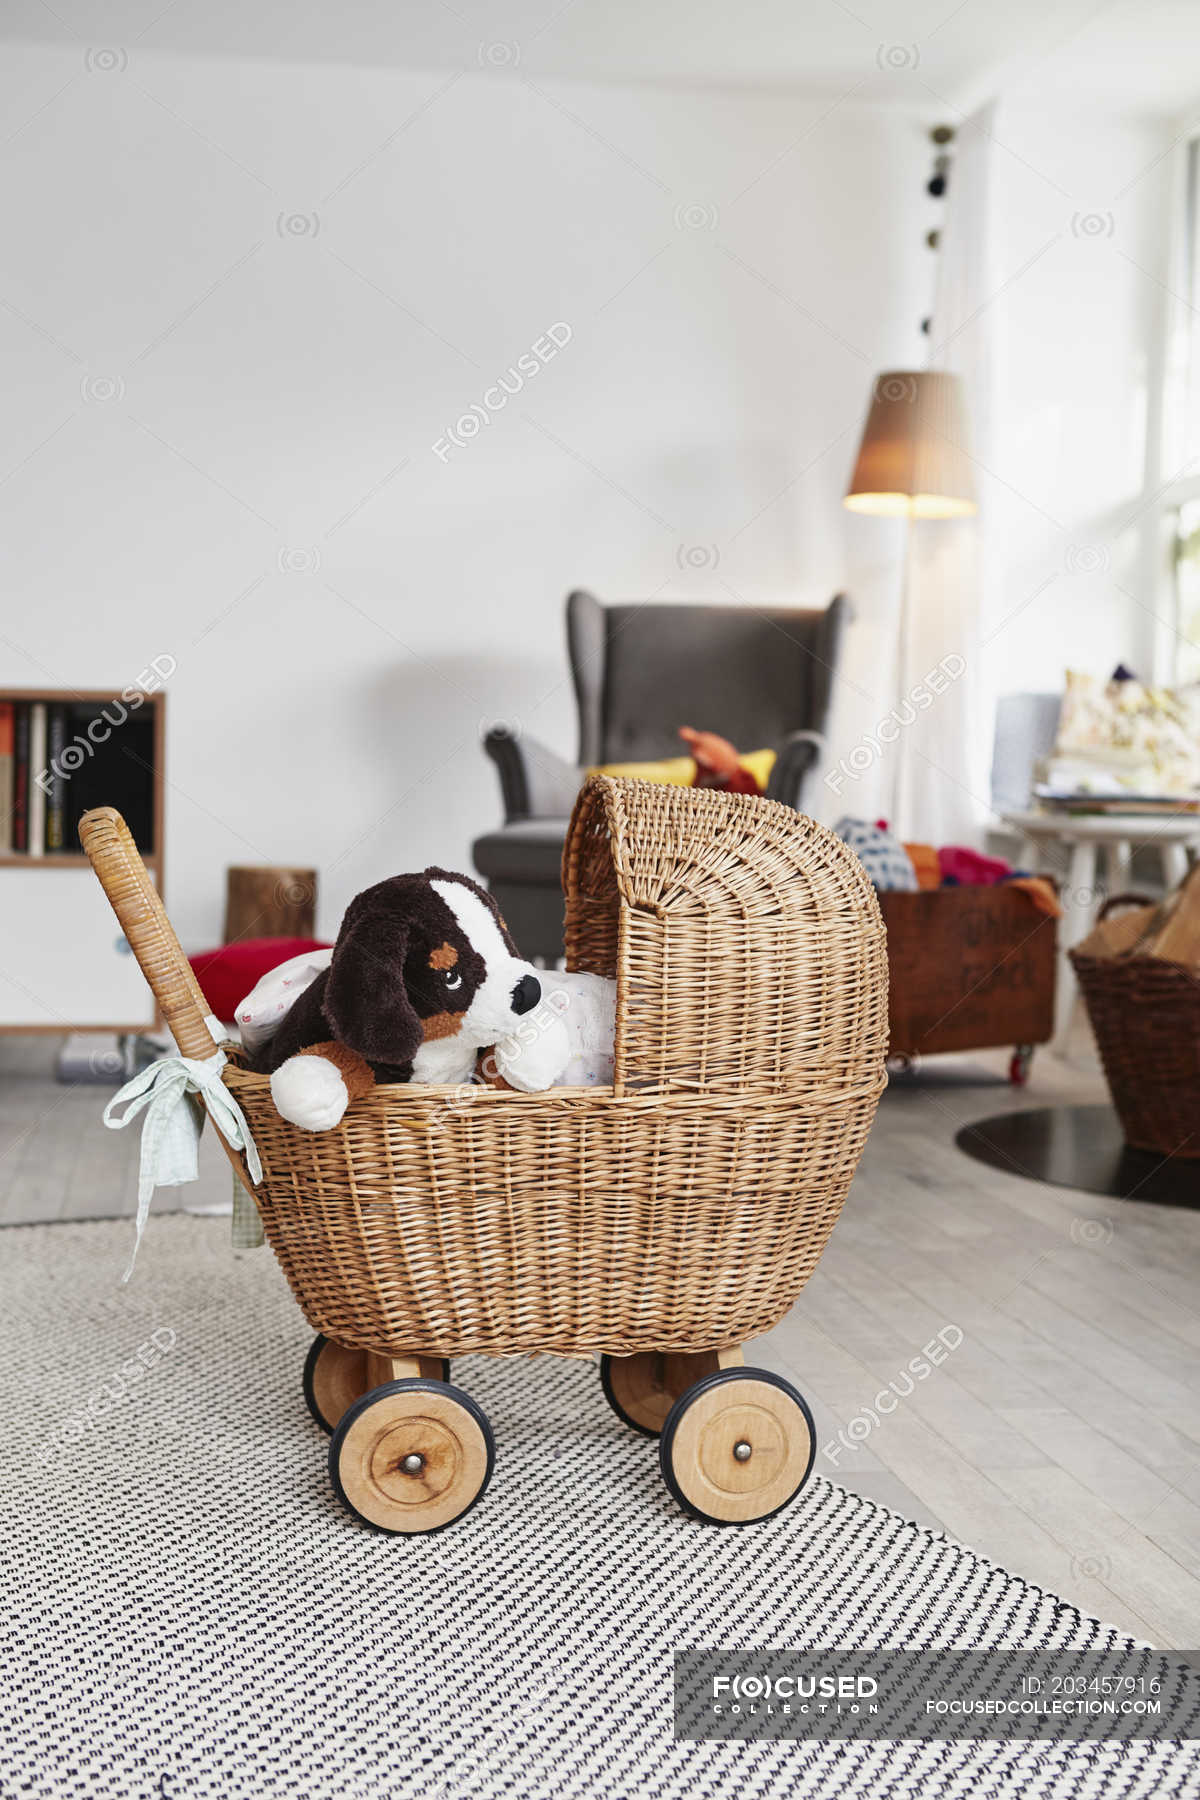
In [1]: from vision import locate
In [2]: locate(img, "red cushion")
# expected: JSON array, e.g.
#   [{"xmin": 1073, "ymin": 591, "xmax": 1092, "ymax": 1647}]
[{"xmin": 188, "ymin": 937, "xmax": 332, "ymax": 1025}]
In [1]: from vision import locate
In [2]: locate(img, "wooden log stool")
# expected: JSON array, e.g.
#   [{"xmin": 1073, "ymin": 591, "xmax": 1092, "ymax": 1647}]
[{"xmin": 224, "ymin": 866, "xmax": 317, "ymax": 943}]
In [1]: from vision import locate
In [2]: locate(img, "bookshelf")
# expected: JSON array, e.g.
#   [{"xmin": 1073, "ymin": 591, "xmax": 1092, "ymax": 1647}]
[{"xmin": 0, "ymin": 688, "xmax": 165, "ymax": 1033}]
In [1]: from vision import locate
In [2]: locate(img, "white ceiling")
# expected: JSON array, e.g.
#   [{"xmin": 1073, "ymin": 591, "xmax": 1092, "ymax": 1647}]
[{"xmin": 3, "ymin": 0, "xmax": 1200, "ymax": 116}]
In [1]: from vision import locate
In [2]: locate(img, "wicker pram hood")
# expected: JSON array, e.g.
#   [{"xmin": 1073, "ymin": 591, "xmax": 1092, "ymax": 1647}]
[{"xmin": 563, "ymin": 776, "xmax": 888, "ymax": 1099}]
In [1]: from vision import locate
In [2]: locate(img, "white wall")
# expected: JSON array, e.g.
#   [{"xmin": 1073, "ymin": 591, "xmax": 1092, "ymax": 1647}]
[
  {"xmin": 980, "ymin": 103, "xmax": 1173, "ymax": 700},
  {"xmin": 0, "ymin": 42, "xmax": 934, "ymax": 946}
]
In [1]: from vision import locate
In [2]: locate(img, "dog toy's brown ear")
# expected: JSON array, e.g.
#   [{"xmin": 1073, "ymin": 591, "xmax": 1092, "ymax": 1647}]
[{"xmin": 324, "ymin": 905, "xmax": 423, "ymax": 1067}]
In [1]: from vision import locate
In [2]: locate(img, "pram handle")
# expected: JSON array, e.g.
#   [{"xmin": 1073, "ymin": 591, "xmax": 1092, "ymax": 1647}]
[{"xmin": 79, "ymin": 806, "xmax": 220, "ymax": 1061}]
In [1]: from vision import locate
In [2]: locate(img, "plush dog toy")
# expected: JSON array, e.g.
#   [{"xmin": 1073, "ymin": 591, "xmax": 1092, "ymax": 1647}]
[
  {"xmin": 241, "ymin": 868, "xmax": 615, "ymax": 1130},
  {"xmin": 249, "ymin": 869, "xmax": 548, "ymax": 1129}
]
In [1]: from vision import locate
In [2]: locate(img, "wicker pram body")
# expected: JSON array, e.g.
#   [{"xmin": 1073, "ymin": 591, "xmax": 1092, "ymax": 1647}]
[{"xmin": 83, "ymin": 777, "xmax": 887, "ymax": 1360}]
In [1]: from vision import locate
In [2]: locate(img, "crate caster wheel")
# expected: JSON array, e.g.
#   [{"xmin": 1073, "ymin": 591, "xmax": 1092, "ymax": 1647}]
[
  {"xmin": 1008, "ymin": 1045, "xmax": 1034, "ymax": 1087},
  {"xmin": 329, "ymin": 1379, "xmax": 494, "ymax": 1534},
  {"xmin": 659, "ymin": 1368, "xmax": 815, "ymax": 1526},
  {"xmin": 304, "ymin": 1335, "xmax": 448, "ymax": 1434},
  {"xmin": 599, "ymin": 1351, "xmax": 720, "ymax": 1437}
]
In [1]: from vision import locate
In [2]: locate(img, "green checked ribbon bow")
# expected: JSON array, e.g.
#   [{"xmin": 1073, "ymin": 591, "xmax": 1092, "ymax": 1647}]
[{"xmin": 103, "ymin": 1049, "xmax": 263, "ymax": 1281}]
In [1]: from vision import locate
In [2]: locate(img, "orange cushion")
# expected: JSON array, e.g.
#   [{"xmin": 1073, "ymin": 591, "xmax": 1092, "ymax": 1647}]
[{"xmin": 903, "ymin": 842, "xmax": 941, "ymax": 891}]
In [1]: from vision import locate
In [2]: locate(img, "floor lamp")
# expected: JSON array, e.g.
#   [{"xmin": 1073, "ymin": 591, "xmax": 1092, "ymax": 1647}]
[{"xmin": 843, "ymin": 370, "xmax": 976, "ymax": 834}]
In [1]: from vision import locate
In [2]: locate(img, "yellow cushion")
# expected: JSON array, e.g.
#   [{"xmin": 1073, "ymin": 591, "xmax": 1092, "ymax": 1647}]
[
  {"xmin": 589, "ymin": 755, "xmax": 695, "ymax": 785},
  {"xmin": 738, "ymin": 747, "xmax": 777, "ymax": 789},
  {"xmin": 590, "ymin": 748, "xmax": 777, "ymax": 787}
]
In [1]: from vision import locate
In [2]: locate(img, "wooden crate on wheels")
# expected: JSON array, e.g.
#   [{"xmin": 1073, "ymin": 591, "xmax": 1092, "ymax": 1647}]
[
  {"xmin": 880, "ymin": 884, "xmax": 1057, "ymax": 1085},
  {"xmin": 81, "ymin": 777, "xmax": 887, "ymax": 1534}
]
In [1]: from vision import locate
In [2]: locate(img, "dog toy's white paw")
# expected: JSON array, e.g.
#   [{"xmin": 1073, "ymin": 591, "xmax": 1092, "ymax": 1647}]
[{"xmin": 270, "ymin": 1055, "xmax": 349, "ymax": 1131}]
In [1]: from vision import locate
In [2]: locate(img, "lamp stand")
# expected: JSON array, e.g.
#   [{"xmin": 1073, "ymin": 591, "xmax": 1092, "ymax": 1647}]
[{"xmin": 889, "ymin": 510, "xmax": 915, "ymax": 836}]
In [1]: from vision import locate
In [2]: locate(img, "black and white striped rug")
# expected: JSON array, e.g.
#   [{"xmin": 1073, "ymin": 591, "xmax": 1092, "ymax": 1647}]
[{"xmin": 2, "ymin": 1215, "xmax": 1197, "ymax": 1800}]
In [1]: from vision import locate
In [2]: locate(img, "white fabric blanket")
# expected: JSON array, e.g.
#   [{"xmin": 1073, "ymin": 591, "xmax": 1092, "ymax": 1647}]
[{"xmin": 235, "ymin": 947, "xmax": 333, "ymax": 1054}]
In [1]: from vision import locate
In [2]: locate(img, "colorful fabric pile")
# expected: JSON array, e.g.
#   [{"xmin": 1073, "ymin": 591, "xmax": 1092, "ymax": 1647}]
[{"xmin": 833, "ymin": 818, "xmax": 1062, "ymax": 919}]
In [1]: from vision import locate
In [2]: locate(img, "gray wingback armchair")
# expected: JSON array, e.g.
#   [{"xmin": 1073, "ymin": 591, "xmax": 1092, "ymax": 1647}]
[{"xmin": 473, "ymin": 588, "xmax": 848, "ymax": 960}]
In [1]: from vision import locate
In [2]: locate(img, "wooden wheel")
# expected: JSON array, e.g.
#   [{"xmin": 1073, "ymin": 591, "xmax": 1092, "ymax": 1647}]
[
  {"xmin": 659, "ymin": 1369, "xmax": 815, "ymax": 1526},
  {"xmin": 599, "ymin": 1351, "xmax": 720, "ymax": 1437},
  {"xmin": 303, "ymin": 1335, "xmax": 448, "ymax": 1434},
  {"xmin": 329, "ymin": 1379, "xmax": 494, "ymax": 1534}
]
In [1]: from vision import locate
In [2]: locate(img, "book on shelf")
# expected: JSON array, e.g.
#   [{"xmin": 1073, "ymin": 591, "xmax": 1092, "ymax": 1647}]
[
  {"xmin": 27, "ymin": 702, "xmax": 46, "ymax": 856},
  {"xmin": 0, "ymin": 703, "xmax": 11, "ymax": 853},
  {"xmin": 44, "ymin": 702, "xmax": 67, "ymax": 852},
  {"xmin": 12, "ymin": 702, "xmax": 29, "ymax": 853}
]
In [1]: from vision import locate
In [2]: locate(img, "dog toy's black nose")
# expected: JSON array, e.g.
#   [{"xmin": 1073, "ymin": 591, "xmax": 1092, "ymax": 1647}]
[{"xmin": 510, "ymin": 973, "xmax": 541, "ymax": 1015}]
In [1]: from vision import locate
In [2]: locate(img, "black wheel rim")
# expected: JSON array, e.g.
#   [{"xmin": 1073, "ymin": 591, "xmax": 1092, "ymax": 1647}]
[
  {"xmin": 328, "ymin": 1377, "xmax": 495, "ymax": 1536},
  {"xmin": 658, "ymin": 1366, "xmax": 816, "ymax": 1528}
]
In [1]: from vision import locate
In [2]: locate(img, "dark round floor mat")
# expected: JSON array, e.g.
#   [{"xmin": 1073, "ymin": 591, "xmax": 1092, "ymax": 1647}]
[{"xmin": 956, "ymin": 1104, "xmax": 1200, "ymax": 1207}]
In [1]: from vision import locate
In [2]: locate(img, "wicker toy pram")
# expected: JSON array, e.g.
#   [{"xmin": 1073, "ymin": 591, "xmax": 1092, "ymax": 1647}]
[{"xmin": 82, "ymin": 777, "xmax": 887, "ymax": 1533}]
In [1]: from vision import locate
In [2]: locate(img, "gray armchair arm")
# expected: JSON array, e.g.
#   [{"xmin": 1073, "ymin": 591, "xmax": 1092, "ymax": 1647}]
[
  {"xmin": 766, "ymin": 729, "xmax": 826, "ymax": 814},
  {"xmin": 482, "ymin": 728, "xmax": 583, "ymax": 822}
]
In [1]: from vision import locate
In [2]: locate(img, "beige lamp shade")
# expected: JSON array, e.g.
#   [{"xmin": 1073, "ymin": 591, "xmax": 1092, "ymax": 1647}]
[{"xmin": 844, "ymin": 370, "xmax": 977, "ymax": 519}]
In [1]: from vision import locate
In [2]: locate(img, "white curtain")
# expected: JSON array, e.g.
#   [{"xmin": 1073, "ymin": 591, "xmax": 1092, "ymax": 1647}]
[{"xmin": 898, "ymin": 102, "xmax": 999, "ymax": 845}]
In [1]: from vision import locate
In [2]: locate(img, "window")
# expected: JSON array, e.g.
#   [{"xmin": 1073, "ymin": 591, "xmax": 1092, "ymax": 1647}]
[
  {"xmin": 1172, "ymin": 497, "xmax": 1200, "ymax": 683},
  {"xmin": 1161, "ymin": 137, "xmax": 1200, "ymax": 684}
]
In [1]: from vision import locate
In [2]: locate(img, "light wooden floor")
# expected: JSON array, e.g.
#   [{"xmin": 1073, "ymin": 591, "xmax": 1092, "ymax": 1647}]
[{"xmin": 3, "ymin": 1032, "xmax": 1198, "ymax": 1647}]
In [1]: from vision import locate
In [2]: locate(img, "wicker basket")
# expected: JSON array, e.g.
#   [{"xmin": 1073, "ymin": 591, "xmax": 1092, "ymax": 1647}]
[
  {"xmin": 81, "ymin": 777, "xmax": 887, "ymax": 1357},
  {"xmin": 1070, "ymin": 894, "xmax": 1200, "ymax": 1159}
]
